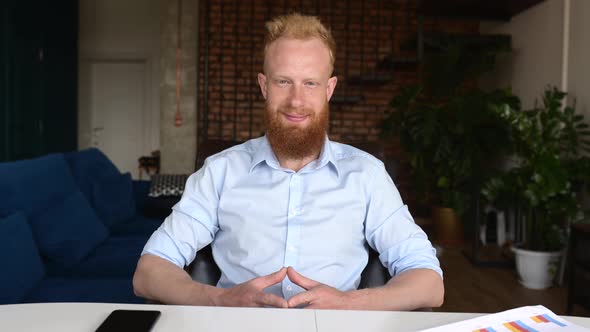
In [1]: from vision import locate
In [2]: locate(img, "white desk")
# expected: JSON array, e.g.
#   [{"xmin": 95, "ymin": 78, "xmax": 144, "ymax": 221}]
[{"xmin": 0, "ymin": 303, "xmax": 589, "ymax": 332}]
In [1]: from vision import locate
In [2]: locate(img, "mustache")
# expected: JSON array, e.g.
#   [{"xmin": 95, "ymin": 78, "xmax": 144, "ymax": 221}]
[{"xmin": 277, "ymin": 107, "xmax": 313, "ymax": 116}]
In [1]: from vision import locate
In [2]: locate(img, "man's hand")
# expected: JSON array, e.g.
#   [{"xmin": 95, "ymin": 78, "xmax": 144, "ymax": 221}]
[
  {"xmin": 286, "ymin": 267, "xmax": 356, "ymax": 309},
  {"xmin": 214, "ymin": 267, "xmax": 289, "ymax": 308}
]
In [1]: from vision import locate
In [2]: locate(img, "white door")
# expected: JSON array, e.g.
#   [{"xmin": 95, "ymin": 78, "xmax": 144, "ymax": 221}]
[{"xmin": 89, "ymin": 61, "xmax": 146, "ymax": 178}]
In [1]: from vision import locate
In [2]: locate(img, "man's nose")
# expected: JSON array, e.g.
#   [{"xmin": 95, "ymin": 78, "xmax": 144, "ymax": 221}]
[{"xmin": 288, "ymin": 85, "xmax": 304, "ymax": 109}]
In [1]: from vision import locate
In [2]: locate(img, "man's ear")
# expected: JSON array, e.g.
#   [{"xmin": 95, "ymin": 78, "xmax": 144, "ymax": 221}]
[
  {"xmin": 257, "ymin": 73, "xmax": 267, "ymax": 99},
  {"xmin": 326, "ymin": 76, "xmax": 338, "ymax": 102}
]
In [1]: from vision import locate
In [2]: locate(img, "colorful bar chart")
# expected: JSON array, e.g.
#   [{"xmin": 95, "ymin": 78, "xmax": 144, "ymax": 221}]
[
  {"xmin": 473, "ymin": 314, "xmax": 571, "ymax": 332},
  {"xmin": 474, "ymin": 327, "xmax": 498, "ymax": 332},
  {"xmin": 421, "ymin": 305, "xmax": 589, "ymax": 332},
  {"xmin": 502, "ymin": 319, "xmax": 539, "ymax": 332},
  {"xmin": 532, "ymin": 314, "xmax": 568, "ymax": 327}
]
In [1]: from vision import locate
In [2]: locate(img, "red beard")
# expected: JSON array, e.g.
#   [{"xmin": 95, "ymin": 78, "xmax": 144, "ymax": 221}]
[{"xmin": 264, "ymin": 102, "xmax": 329, "ymax": 160}]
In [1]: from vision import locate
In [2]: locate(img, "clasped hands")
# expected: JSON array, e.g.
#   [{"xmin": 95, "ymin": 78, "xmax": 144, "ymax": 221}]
[{"xmin": 213, "ymin": 267, "xmax": 355, "ymax": 309}]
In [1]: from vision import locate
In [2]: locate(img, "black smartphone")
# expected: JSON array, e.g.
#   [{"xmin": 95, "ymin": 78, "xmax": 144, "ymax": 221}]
[{"xmin": 95, "ymin": 309, "xmax": 161, "ymax": 332}]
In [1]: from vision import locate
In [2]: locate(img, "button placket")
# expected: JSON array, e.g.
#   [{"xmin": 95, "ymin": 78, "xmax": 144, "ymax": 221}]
[{"xmin": 282, "ymin": 173, "xmax": 302, "ymax": 297}]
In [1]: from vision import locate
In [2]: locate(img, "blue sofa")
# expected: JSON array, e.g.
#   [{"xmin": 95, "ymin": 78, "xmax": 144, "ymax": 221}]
[{"xmin": 0, "ymin": 148, "xmax": 164, "ymax": 304}]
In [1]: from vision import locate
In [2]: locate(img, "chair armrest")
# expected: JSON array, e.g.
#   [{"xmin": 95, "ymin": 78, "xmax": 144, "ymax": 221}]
[
  {"xmin": 142, "ymin": 196, "xmax": 181, "ymax": 220},
  {"xmin": 187, "ymin": 244, "xmax": 221, "ymax": 286}
]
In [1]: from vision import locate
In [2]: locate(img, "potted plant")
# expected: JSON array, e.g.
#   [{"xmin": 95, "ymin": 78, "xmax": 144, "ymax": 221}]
[
  {"xmin": 381, "ymin": 36, "xmax": 516, "ymax": 246},
  {"xmin": 382, "ymin": 86, "xmax": 518, "ymax": 246},
  {"xmin": 482, "ymin": 87, "xmax": 590, "ymax": 289}
]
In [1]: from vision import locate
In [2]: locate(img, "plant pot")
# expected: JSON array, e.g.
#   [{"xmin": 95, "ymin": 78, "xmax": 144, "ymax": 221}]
[
  {"xmin": 511, "ymin": 246, "xmax": 564, "ymax": 290},
  {"xmin": 432, "ymin": 207, "xmax": 463, "ymax": 247}
]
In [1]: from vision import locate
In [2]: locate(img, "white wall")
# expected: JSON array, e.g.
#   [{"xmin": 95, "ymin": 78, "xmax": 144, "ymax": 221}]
[
  {"xmin": 480, "ymin": 0, "xmax": 565, "ymax": 109},
  {"xmin": 78, "ymin": 0, "xmax": 198, "ymax": 175},
  {"xmin": 78, "ymin": 0, "xmax": 161, "ymax": 154},
  {"xmin": 159, "ymin": 0, "xmax": 198, "ymax": 174},
  {"xmin": 481, "ymin": 0, "xmax": 590, "ymax": 118},
  {"xmin": 480, "ymin": 0, "xmax": 590, "ymax": 208},
  {"xmin": 570, "ymin": 0, "xmax": 590, "ymax": 211},
  {"xmin": 567, "ymin": 0, "xmax": 590, "ymax": 118}
]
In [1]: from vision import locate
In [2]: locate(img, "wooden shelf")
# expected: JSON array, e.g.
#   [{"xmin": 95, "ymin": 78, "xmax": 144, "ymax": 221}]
[
  {"xmin": 329, "ymin": 95, "xmax": 364, "ymax": 105},
  {"xmin": 424, "ymin": 33, "xmax": 511, "ymax": 51},
  {"xmin": 418, "ymin": 0, "xmax": 545, "ymax": 21},
  {"xmin": 375, "ymin": 56, "xmax": 419, "ymax": 72},
  {"xmin": 347, "ymin": 73, "xmax": 393, "ymax": 86}
]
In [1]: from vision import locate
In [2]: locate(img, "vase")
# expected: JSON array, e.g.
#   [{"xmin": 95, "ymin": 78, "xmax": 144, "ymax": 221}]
[
  {"xmin": 512, "ymin": 246, "xmax": 564, "ymax": 290},
  {"xmin": 432, "ymin": 207, "xmax": 463, "ymax": 247}
]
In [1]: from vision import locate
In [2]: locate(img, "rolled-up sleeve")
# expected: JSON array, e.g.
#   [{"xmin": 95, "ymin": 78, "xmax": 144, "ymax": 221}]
[
  {"xmin": 141, "ymin": 158, "xmax": 222, "ymax": 268},
  {"xmin": 364, "ymin": 166, "xmax": 443, "ymax": 278}
]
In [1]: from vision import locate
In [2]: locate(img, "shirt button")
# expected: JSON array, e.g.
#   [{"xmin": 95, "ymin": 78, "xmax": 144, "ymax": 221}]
[{"xmin": 286, "ymin": 285, "xmax": 292, "ymax": 291}]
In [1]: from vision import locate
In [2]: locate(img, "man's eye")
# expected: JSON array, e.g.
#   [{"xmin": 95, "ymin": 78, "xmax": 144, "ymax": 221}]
[
  {"xmin": 277, "ymin": 80, "xmax": 289, "ymax": 86},
  {"xmin": 305, "ymin": 81, "xmax": 318, "ymax": 87}
]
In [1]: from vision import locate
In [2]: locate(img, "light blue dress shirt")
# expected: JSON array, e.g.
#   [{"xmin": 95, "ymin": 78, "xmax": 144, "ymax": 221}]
[{"xmin": 142, "ymin": 136, "xmax": 442, "ymax": 299}]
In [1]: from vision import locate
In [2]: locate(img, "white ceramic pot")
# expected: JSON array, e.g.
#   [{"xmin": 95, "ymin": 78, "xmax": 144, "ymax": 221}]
[{"xmin": 512, "ymin": 246, "xmax": 563, "ymax": 289}]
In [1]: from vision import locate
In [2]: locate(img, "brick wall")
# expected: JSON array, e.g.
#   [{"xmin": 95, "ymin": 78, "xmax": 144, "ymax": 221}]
[{"xmin": 197, "ymin": 0, "xmax": 477, "ymax": 208}]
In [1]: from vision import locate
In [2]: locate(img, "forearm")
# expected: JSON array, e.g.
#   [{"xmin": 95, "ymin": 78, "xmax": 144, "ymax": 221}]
[
  {"xmin": 133, "ymin": 254, "xmax": 223, "ymax": 305},
  {"xmin": 350, "ymin": 268, "xmax": 444, "ymax": 311}
]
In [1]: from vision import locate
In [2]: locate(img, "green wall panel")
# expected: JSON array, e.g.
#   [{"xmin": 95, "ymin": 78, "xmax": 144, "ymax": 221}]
[{"xmin": 0, "ymin": 0, "xmax": 77, "ymax": 162}]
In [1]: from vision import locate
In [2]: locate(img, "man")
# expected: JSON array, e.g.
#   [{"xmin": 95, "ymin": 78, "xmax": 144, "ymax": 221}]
[{"xmin": 133, "ymin": 13, "xmax": 444, "ymax": 310}]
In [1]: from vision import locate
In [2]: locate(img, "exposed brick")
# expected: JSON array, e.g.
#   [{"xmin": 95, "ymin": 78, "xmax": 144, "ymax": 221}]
[{"xmin": 199, "ymin": 0, "xmax": 477, "ymax": 200}]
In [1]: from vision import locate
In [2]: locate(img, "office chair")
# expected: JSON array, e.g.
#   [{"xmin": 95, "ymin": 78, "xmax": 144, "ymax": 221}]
[{"xmin": 187, "ymin": 243, "xmax": 389, "ymax": 289}]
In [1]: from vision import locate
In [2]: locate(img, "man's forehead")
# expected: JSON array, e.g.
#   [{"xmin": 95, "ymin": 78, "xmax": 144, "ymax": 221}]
[{"xmin": 264, "ymin": 37, "xmax": 332, "ymax": 73}]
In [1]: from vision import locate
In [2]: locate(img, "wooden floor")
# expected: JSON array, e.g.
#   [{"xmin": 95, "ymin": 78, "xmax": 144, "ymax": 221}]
[{"xmin": 433, "ymin": 247, "xmax": 590, "ymax": 317}]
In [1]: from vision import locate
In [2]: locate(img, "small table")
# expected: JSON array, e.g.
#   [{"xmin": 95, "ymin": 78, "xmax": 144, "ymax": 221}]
[{"xmin": 138, "ymin": 154, "xmax": 160, "ymax": 180}]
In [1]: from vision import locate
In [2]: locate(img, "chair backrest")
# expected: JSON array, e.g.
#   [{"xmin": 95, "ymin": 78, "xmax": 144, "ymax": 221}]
[
  {"xmin": 188, "ymin": 139, "xmax": 392, "ymax": 288},
  {"xmin": 188, "ymin": 243, "xmax": 388, "ymax": 290}
]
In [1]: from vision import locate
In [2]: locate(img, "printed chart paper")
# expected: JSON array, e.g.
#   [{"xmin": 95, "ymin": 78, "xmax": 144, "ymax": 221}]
[{"xmin": 421, "ymin": 305, "xmax": 589, "ymax": 332}]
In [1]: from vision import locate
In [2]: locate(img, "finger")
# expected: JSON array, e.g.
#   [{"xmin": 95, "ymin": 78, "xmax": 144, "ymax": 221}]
[
  {"xmin": 287, "ymin": 290, "xmax": 315, "ymax": 309},
  {"xmin": 257, "ymin": 292, "xmax": 288, "ymax": 308},
  {"xmin": 256, "ymin": 267, "xmax": 287, "ymax": 289},
  {"xmin": 287, "ymin": 267, "xmax": 320, "ymax": 290}
]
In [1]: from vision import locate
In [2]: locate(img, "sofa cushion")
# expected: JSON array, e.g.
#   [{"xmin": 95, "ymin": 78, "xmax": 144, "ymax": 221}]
[
  {"xmin": 93, "ymin": 172, "xmax": 136, "ymax": 228},
  {"xmin": 148, "ymin": 174, "xmax": 189, "ymax": 197},
  {"xmin": 133, "ymin": 180, "xmax": 151, "ymax": 213},
  {"xmin": 45, "ymin": 236, "xmax": 147, "ymax": 278},
  {"xmin": 30, "ymin": 191, "xmax": 109, "ymax": 268},
  {"xmin": 0, "ymin": 153, "xmax": 78, "ymax": 217},
  {"xmin": 0, "ymin": 212, "xmax": 45, "ymax": 304},
  {"xmin": 64, "ymin": 148, "xmax": 121, "ymax": 204},
  {"xmin": 24, "ymin": 278, "xmax": 145, "ymax": 304}
]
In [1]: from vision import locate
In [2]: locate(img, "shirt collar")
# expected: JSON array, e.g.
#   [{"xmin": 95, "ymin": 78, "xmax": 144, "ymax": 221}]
[
  {"xmin": 316, "ymin": 136, "xmax": 340, "ymax": 177},
  {"xmin": 249, "ymin": 136, "xmax": 278, "ymax": 172},
  {"xmin": 249, "ymin": 135, "xmax": 340, "ymax": 177}
]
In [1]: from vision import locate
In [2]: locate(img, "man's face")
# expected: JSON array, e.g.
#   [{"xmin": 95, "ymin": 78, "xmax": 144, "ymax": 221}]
[{"xmin": 258, "ymin": 37, "xmax": 337, "ymax": 159}]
